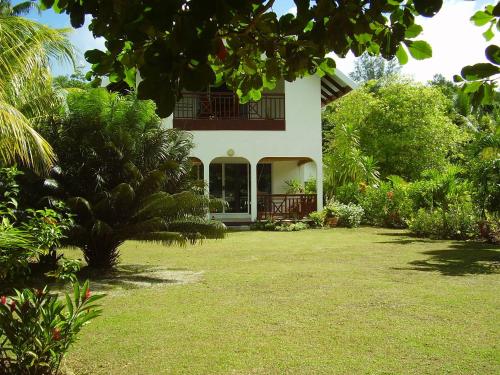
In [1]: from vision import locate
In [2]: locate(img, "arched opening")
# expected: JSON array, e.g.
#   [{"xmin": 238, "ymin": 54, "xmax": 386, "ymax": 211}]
[
  {"xmin": 190, "ymin": 157, "xmax": 204, "ymax": 181},
  {"xmin": 209, "ymin": 157, "xmax": 251, "ymax": 217}
]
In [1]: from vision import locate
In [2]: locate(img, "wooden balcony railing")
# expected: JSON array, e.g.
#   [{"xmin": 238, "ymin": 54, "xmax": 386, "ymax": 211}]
[
  {"xmin": 257, "ymin": 194, "xmax": 317, "ymax": 221},
  {"xmin": 174, "ymin": 92, "xmax": 285, "ymax": 120}
]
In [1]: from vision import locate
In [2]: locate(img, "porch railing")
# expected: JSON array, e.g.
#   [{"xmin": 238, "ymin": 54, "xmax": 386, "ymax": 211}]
[
  {"xmin": 257, "ymin": 194, "xmax": 317, "ymax": 221},
  {"xmin": 174, "ymin": 92, "xmax": 285, "ymax": 120}
]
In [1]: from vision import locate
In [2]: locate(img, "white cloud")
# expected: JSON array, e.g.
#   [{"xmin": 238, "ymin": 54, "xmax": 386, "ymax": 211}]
[{"xmin": 335, "ymin": 0, "xmax": 497, "ymax": 82}]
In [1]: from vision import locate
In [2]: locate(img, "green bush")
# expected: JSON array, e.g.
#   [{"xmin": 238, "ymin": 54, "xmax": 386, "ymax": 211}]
[
  {"xmin": 333, "ymin": 182, "xmax": 362, "ymax": 204},
  {"xmin": 357, "ymin": 180, "xmax": 412, "ymax": 228},
  {"xmin": 0, "ymin": 168, "xmax": 73, "ymax": 282},
  {"xmin": 308, "ymin": 211, "xmax": 326, "ymax": 228},
  {"xmin": 0, "ymin": 281, "xmax": 103, "ymax": 375},
  {"xmin": 250, "ymin": 220, "xmax": 277, "ymax": 231},
  {"xmin": 408, "ymin": 203, "xmax": 479, "ymax": 240},
  {"xmin": 275, "ymin": 222, "xmax": 309, "ymax": 232},
  {"xmin": 325, "ymin": 200, "xmax": 364, "ymax": 228},
  {"xmin": 251, "ymin": 220, "xmax": 310, "ymax": 232}
]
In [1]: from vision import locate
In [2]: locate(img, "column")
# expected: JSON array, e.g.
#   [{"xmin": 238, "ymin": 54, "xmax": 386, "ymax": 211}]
[
  {"xmin": 250, "ymin": 162, "xmax": 258, "ymax": 221},
  {"xmin": 315, "ymin": 158, "xmax": 323, "ymax": 212},
  {"xmin": 203, "ymin": 161, "xmax": 210, "ymax": 219}
]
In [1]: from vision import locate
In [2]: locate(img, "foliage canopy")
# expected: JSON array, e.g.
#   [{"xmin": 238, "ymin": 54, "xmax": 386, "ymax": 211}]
[{"xmin": 40, "ymin": 0, "xmax": 443, "ymax": 117}]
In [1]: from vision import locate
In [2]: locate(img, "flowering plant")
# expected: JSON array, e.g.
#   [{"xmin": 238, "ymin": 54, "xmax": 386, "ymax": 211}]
[{"xmin": 0, "ymin": 281, "xmax": 104, "ymax": 375}]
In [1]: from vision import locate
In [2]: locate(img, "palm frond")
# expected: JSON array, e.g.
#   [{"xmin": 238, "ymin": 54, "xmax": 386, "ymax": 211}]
[
  {"xmin": 131, "ymin": 231, "xmax": 189, "ymax": 247},
  {"xmin": 0, "ymin": 100, "xmax": 55, "ymax": 172},
  {"xmin": 168, "ymin": 219, "xmax": 226, "ymax": 239},
  {"xmin": 0, "ymin": 15, "xmax": 75, "ymax": 172}
]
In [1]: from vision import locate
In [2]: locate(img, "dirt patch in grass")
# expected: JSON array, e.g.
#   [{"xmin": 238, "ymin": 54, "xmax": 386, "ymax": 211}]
[{"xmin": 79, "ymin": 264, "xmax": 204, "ymax": 295}]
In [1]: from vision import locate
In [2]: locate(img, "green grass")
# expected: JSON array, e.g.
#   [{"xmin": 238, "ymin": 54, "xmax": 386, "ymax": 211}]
[{"xmin": 64, "ymin": 228, "xmax": 499, "ymax": 374}]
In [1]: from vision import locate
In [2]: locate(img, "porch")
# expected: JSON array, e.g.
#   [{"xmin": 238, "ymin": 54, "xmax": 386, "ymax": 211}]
[{"xmin": 192, "ymin": 156, "xmax": 322, "ymax": 223}]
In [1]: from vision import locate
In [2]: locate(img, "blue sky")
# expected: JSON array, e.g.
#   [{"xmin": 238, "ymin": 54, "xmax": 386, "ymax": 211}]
[{"xmin": 18, "ymin": 0, "xmax": 497, "ymax": 81}]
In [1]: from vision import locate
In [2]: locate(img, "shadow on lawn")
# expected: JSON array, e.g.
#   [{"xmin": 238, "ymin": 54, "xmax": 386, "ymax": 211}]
[
  {"xmin": 397, "ymin": 242, "xmax": 500, "ymax": 276},
  {"xmin": 376, "ymin": 231, "xmax": 435, "ymax": 245}
]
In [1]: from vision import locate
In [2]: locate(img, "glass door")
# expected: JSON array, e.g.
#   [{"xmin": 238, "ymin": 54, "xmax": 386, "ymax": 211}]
[{"xmin": 209, "ymin": 163, "xmax": 250, "ymax": 214}]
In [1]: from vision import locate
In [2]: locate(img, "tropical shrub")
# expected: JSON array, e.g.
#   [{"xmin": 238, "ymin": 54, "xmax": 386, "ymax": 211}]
[
  {"xmin": 304, "ymin": 178, "xmax": 317, "ymax": 194},
  {"xmin": 40, "ymin": 89, "xmax": 224, "ymax": 268},
  {"xmin": 0, "ymin": 168, "xmax": 73, "ymax": 282},
  {"xmin": 308, "ymin": 211, "xmax": 326, "ymax": 228},
  {"xmin": 283, "ymin": 179, "xmax": 304, "ymax": 194},
  {"xmin": 324, "ymin": 200, "xmax": 364, "ymax": 228},
  {"xmin": 333, "ymin": 182, "xmax": 368, "ymax": 204},
  {"xmin": 408, "ymin": 204, "xmax": 479, "ymax": 240},
  {"xmin": 357, "ymin": 178, "xmax": 412, "ymax": 228},
  {"xmin": 0, "ymin": 281, "xmax": 103, "ymax": 375},
  {"xmin": 466, "ymin": 123, "xmax": 500, "ymax": 217},
  {"xmin": 360, "ymin": 80, "xmax": 465, "ymax": 180},
  {"xmin": 275, "ymin": 222, "xmax": 309, "ymax": 232},
  {"xmin": 250, "ymin": 219, "xmax": 277, "ymax": 231},
  {"xmin": 251, "ymin": 220, "xmax": 310, "ymax": 232},
  {"xmin": 323, "ymin": 117, "xmax": 380, "ymax": 197},
  {"xmin": 323, "ymin": 79, "xmax": 466, "ymax": 182}
]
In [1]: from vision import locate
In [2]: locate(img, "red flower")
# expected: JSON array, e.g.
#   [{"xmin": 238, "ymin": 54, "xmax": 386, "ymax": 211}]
[
  {"xmin": 387, "ymin": 191, "xmax": 394, "ymax": 200},
  {"xmin": 216, "ymin": 38, "xmax": 227, "ymax": 61},
  {"xmin": 84, "ymin": 289, "xmax": 91, "ymax": 301},
  {"xmin": 9, "ymin": 301, "xmax": 16, "ymax": 312},
  {"xmin": 52, "ymin": 328, "xmax": 62, "ymax": 341},
  {"xmin": 0, "ymin": 296, "xmax": 6, "ymax": 305}
]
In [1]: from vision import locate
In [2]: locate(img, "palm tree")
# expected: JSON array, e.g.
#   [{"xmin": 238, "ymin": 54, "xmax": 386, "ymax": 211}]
[
  {"xmin": 40, "ymin": 88, "xmax": 225, "ymax": 268},
  {"xmin": 67, "ymin": 169, "xmax": 225, "ymax": 268},
  {"xmin": 324, "ymin": 123, "xmax": 380, "ymax": 197},
  {"xmin": 0, "ymin": 14, "xmax": 75, "ymax": 173},
  {"xmin": 0, "ymin": 0, "xmax": 39, "ymax": 16}
]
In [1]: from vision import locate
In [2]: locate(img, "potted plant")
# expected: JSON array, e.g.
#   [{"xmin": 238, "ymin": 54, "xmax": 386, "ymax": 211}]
[{"xmin": 324, "ymin": 200, "xmax": 341, "ymax": 227}]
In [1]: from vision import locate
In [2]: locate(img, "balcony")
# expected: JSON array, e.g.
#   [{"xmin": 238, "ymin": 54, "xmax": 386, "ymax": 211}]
[{"xmin": 173, "ymin": 92, "xmax": 285, "ymax": 131}]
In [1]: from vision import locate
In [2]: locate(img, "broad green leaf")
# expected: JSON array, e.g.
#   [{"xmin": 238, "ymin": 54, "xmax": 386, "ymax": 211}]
[
  {"xmin": 452, "ymin": 75, "xmax": 463, "ymax": 83},
  {"xmin": 404, "ymin": 24, "xmax": 423, "ymax": 38},
  {"xmin": 461, "ymin": 63, "xmax": 500, "ymax": 80},
  {"xmin": 471, "ymin": 11, "xmax": 493, "ymax": 26},
  {"xmin": 483, "ymin": 27, "xmax": 495, "ymax": 41},
  {"xmin": 406, "ymin": 40, "xmax": 432, "ymax": 60},
  {"xmin": 84, "ymin": 49, "xmax": 106, "ymax": 64},
  {"xmin": 463, "ymin": 81, "xmax": 482, "ymax": 94},
  {"xmin": 485, "ymin": 45, "xmax": 500, "ymax": 65},
  {"xmin": 395, "ymin": 45, "xmax": 408, "ymax": 65},
  {"xmin": 319, "ymin": 58, "xmax": 336, "ymax": 75}
]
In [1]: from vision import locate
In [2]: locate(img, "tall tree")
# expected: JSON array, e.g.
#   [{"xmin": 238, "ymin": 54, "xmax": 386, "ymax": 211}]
[
  {"xmin": 323, "ymin": 80, "xmax": 466, "ymax": 181},
  {"xmin": 0, "ymin": 15, "xmax": 74, "ymax": 173},
  {"xmin": 350, "ymin": 53, "xmax": 401, "ymax": 83},
  {"xmin": 41, "ymin": 0, "xmax": 441, "ymax": 117},
  {"xmin": 0, "ymin": 0, "xmax": 39, "ymax": 16}
]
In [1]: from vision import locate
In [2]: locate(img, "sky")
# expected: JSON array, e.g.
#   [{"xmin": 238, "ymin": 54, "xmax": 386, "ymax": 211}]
[{"xmin": 19, "ymin": 0, "xmax": 498, "ymax": 82}]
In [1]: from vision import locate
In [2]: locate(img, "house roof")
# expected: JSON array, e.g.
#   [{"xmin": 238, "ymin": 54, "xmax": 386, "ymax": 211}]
[{"xmin": 321, "ymin": 69, "xmax": 357, "ymax": 106}]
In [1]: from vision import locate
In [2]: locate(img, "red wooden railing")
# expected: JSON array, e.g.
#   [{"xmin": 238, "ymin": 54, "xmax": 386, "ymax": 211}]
[
  {"xmin": 174, "ymin": 92, "xmax": 285, "ymax": 120},
  {"xmin": 257, "ymin": 194, "xmax": 317, "ymax": 220}
]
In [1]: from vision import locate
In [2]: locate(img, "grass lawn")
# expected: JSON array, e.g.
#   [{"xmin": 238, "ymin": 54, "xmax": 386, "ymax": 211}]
[{"xmin": 64, "ymin": 228, "xmax": 499, "ymax": 374}]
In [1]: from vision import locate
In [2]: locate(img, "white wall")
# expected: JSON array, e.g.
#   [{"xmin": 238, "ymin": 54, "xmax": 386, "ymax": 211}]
[{"xmin": 162, "ymin": 76, "xmax": 323, "ymax": 167}]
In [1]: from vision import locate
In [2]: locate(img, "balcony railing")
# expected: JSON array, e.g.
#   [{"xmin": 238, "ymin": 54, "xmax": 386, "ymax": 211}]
[
  {"xmin": 174, "ymin": 92, "xmax": 285, "ymax": 120},
  {"xmin": 257, "ymin": 194, "xmax": 317, "ymax": 220}
]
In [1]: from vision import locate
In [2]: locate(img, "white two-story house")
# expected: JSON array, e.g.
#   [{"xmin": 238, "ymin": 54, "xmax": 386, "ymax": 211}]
[{"xmin": 162, "ymin": 70, "xmax": 355, "ymax": 224}]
